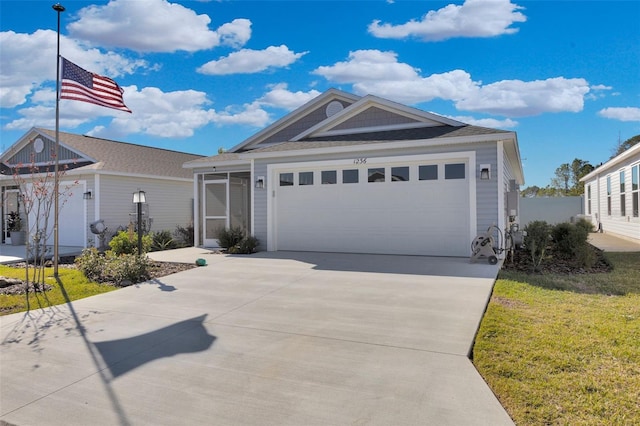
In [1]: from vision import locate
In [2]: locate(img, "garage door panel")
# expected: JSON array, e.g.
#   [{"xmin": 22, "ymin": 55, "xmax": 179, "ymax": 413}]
[{"xmin": 274, "ymin": 161, "xmax": 471, "ymax": 256}]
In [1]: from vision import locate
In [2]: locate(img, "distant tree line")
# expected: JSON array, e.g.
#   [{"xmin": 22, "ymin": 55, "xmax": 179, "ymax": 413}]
[{"xmin": 521, "ymin": 134, "xmax": 639, "ymax": 197}]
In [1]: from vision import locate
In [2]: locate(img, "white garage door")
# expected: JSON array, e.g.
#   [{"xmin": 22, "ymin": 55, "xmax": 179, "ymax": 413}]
[{"xmin": 272, "ymin": 157, "xmax": 473, "ymax": 257}]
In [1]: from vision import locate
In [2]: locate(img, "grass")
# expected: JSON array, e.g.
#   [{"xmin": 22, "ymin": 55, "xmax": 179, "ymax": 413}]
[
  {"xmin": 474, "ymin": 252, "xmax": 640, "ymax": 425},
  {"xmin": 0, "ymin": 265, "xmax": 116, "ymax": 316}
]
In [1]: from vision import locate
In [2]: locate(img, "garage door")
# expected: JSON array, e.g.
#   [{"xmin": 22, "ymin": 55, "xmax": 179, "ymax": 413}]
[{"xmin": 272, "ymin": 157, "xmax": 472, "ymax": 256}]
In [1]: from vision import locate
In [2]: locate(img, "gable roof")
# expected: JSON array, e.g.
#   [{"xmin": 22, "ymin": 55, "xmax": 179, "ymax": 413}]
[
  {"xmin": 184, "ymin": 89, "xmax": 523, "ymax": 184},
  {"xmin": 229, "ymin": 88, "xmax": 361, "ymax": 152},
  {"xmin": 2, "ymin": 128, "xmax": 204, "ymax": 180}
]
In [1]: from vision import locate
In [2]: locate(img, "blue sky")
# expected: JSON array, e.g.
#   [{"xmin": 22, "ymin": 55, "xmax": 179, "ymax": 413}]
[{"xmin": 1, "ymin": 0, "xmax": 639, "ymax": 187}]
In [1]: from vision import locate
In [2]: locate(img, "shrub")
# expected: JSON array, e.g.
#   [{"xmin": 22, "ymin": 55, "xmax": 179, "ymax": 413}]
[
  {"xmin": 75, "ymin": 247, "xmax": 104, "ymax": 281},
  {"xmin": 216, "ymin": 226, "xmax": 245, "ymax": 250},
  {"xmin": 104, "ymin": 252, "xmax": 151, "ymax": 285},
  {"xmin": 109, "ymin": 230, "xmax": 152, "ymax": 255},
  {"xmin": 75, "ymin": 248, "xmax": 151, "ymax": 286},
  {"xmin": 523, "ymin": 220, "xmax": 551, "ymax": 272},
  {"xmin": 552, "ymin": 222, "xmax": 593, "ymax": 268},
  {"xmin": 174, "ymin": 222, "xmax": 194, "ymax": 247},
  {"xmin": 228, "ymin": 235, "xmax": 260, "ymax": 254},
  {"xmin": 215, "ymin": 227, "xmax": 259, "ymax": 254},
  {"xmin": 151, "ymin": 230, "xmax": 176, "ymax": 251},
  {"xmin": 575, "ymin": 217, "xmax": 595, "ymax": 234}
]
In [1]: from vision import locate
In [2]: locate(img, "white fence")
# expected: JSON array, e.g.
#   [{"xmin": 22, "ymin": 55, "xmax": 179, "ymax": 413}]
[{"xmin": 519, "ymin": 196, "xmax": 584, "ymax": 226}]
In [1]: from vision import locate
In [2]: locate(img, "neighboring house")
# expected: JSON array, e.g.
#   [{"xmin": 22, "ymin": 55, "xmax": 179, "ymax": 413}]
[
  {"xmin": 184, "ymin": 89, "xmax": 524, "ymax": 257},
  {"xmin": 1, "ymin": 128, "xmax": 204, "ymax": 247},
  {"xmin": 580, "ymin": 143, "xmax": 640, "ymax": 241}
]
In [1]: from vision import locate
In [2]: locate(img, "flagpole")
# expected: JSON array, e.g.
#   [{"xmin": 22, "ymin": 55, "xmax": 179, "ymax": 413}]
[{"xmin": 53, "ymin": 3, "xmax": 64, "ymax": 278}]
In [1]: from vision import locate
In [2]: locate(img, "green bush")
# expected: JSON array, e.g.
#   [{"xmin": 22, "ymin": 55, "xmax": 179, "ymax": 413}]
[
  {"xmin": 575, "ymin": 217, "xmax": 595, "ymax": 234},
  {"xmin": 75, "ymin": 248, "xmax": 151, "ymax": 286},
  {"xmin": 152, "ymin": 230, "xmax": 176, "ymax": 251},
  {"xmin": 215, "ymin": 226, "xmax": 245, "ymax": 250},
  {"xmin": 104, "ymin": 252, "xmax": 151, "ymax": 285},
  {"xmin": 109, "ymin": 230, "xmax": 152, "ymax": 255},
  {"xmin": 75, "ymin": 247, "xmax": 104, "ymax": 282},
  {"xmin": 552, "ymin": 221, "xmax": 594, "ymax": 268},
  {"xmin": 215, "ymin": 227, "xmax": 259, "ymax": 254},
  {"xmin": 524, "ymin": 220, "xmax": 551, "ymax": 272},
  {"xmin": 174, "ymin": 223, "xmax": 194, "ymax": 247},
  {"xmin": 228, "ymin": 235, "xmax": 260, "ymax": 254}
]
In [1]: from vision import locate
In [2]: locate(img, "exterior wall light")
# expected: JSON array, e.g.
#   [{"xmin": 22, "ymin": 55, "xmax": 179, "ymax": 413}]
[
  {"xmin": 83, "ymin": 190, "xmax": 93, "ymax": 200},
  {"xmin": 480, "ymin": 164, "xmax": 491, "ymax": 180},
  {"xmin": 255, "ymin": 176, "xmax": 265, "ymax": 189}
]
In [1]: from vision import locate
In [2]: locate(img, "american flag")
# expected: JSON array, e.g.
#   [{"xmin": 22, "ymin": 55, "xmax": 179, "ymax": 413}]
[{"xmin": 60, "ymin": 57, "xmax": 132, "ymax": 113}]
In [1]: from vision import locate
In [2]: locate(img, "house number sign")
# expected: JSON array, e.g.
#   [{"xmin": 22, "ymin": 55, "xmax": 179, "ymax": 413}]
[{"xmin": 353, "ymin": 158, "xmax": 367, "ymax": 164}]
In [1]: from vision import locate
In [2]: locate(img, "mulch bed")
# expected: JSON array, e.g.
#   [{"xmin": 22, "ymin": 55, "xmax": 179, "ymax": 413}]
[
  {"xmin": 0, "ymin": 260, "xmax": 198, "ymax": 296},
  {"xmin": 501, "ymin": 244, "xmax": 613, "ymax": 274}
]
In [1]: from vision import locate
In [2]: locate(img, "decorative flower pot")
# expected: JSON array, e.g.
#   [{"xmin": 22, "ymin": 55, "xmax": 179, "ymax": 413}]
[{"xmin": 10, "ymin": 231, "xmax": 25, "ymax": 246}]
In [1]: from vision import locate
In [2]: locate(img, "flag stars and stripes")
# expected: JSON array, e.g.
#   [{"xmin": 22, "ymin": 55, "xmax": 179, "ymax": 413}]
[{"xmin": 60, "ymin": 57, "xmax": 132, "ymax": 113}]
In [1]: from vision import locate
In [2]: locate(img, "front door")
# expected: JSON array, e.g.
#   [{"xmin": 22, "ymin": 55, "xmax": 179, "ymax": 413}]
[{"xmin": 203, "ymin": 180, "xmax": 228, "ymax": 247}]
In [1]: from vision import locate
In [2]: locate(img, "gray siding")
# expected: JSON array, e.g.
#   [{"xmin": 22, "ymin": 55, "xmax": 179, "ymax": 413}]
[
  {"xmin": 333, "ymin": 107, "xmax": 419, "ymax": 130},
  {"xmin": 98, "ymin": 175, "xmax": 193, "ymax": 237},
  {"xmin": 259, "ymin": 100, "xmax": 353, "ymax": 146},
  {"xmin": 7, "ymin": 135, "xmax": 87, "ymax": 165},
  {"xmin": 475, "ymin": 143, "xmax": 499, "ymax": 234}
]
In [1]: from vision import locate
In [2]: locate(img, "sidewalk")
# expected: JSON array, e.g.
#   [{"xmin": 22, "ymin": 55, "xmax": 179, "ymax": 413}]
[{"xmin": 588, "ymin": 232, "xmax": 640, "ymax": 252}]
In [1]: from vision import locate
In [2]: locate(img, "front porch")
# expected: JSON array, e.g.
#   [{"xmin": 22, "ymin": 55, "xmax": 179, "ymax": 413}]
[{"xmin": 0, "ymin": 244, "xmax": 84, "ymax": 265}]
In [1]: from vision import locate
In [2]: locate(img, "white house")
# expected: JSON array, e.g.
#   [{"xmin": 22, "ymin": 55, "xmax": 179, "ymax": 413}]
[
  {"xmin": 580, "ymin": 143, "xmax": 640, "ymax": 241},
  {"xmin": 184, "ymin": 89, "xmax": 525, "ymax": 257},
  {"xmin": 1, "ymin": 128, "xmax": 204, "ymax": 247}
]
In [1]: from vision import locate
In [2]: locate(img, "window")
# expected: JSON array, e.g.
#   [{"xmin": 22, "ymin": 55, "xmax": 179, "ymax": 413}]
[
  {"xmin": 419, "ymin": 165, "xmax": 438, "ymax": 181},
  {"xmin": 632, "ymin": 165, "xmax": 639, "ymax": 217},
  {"xmin": 620, "ymin": 170, "xmax": 626, "ymax": 216},
  {"xmin": 279, "ymin": 172, "xmax": 293, "ymax": 186},
  {"xmin": 445, "ymin": 163, "xmax": 465, "ymax": 180},
  {"xmin": 391, "ymin": 166, "xmax": 409, "ymax": 182},
  {"xmin": 606, "ymin": 175, "xmax": 612, "ymax": 216},
  {"xmin": 587, "ymin": 184, "xmax": 592, "ymax": 215},
  {"xmin": 368, "ymin": 167, "xmax": 385, "ymax": 183},
  {"xmin": 299, "ymin": 171, "xmax": 314, "ymax": 186},
  {"xmin": 321, "ymin": 170, "xmax": 337, "ymax": 184},
  {"xmin": 343, "ymin": 169, "xmax": 359, "ymax": 184}
]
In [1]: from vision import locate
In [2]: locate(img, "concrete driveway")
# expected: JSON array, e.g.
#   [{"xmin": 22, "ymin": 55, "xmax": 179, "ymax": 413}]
[{"xmin": 1, "ymin": 251, "xmax": 513, "ymax": 425}]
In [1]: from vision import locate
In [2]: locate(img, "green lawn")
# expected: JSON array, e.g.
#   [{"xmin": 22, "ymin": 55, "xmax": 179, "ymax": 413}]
[
  {"xmin": 0, "ymin": 265, "xmax": 116, "ymax": 316},
  {"xmin": 474, "ymin": 252, "xmax": 640, "ymax": 425}
]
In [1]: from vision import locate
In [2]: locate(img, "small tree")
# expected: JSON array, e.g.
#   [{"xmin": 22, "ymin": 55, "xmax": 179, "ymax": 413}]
[
  {"xmin": 523, "ymin": 220, "xmax": 551, "ymax": 272},
  {"xmin": 11, "ymin": 152, "xmax": 78, "ymax": 291}
]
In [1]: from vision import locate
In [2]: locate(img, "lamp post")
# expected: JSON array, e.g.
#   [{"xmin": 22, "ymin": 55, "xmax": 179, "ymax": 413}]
[{"xmin": 133, "ymin": 190, "xmax": 146, "ymax": 255}]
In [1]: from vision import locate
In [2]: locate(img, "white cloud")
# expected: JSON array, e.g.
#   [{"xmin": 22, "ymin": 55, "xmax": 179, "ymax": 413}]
[
  {"xmin": 314, "ymin": 49, "xmax": 590, "ymax": 117},
  {"xmin": 447, "ymin": 115, "xmax": 518, "ymax": 128},
  {"xmin": 5, "ymin": 85, "xmax": 271, "ymax": 138},
  {"xmin": 598, "ymin": 107, "xmax": 640, "ymax": 122},
  {"xmin": 455, "ymin": 77, "xmax": 590, "ymax": 116},
  {"xmin": 198, "ymin": 45, "xmax": 307, "ymax": 75},
  {"xmin": 369, "ymin": 0, "xmax": 526, "ymax": 41},
  {"xmin": 256, "ymin": 83, "xmax": 322, "ymax": 110},
  {"xmin": 314, "ymin": 50, "xmax": 419, "ymax": 83},
  {"xmin": 68, "ymin": 0, "xmax": 251, "ymax": 52},
  {"xmin": 0, "ymin": 29, "xmax": 148, "ymax": 108}
]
